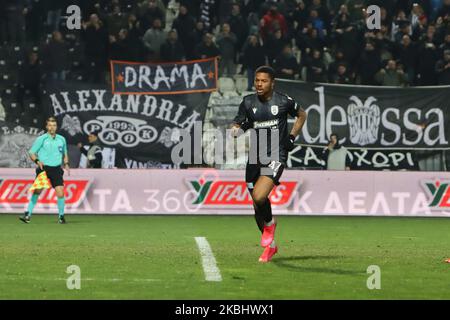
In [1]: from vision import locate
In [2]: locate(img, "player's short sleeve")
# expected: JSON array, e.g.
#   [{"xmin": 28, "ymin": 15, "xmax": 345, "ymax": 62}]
[
  {"xmin": 286, "ymin": 95, "xmax": 302, "ymax": 118},
  {"xmin": 29, "ymin": 135, "xmax": 44, "ymax": 155},
  {"xmin": 233, "ymin": 99, "xmax": 248, "ymax": 125}
]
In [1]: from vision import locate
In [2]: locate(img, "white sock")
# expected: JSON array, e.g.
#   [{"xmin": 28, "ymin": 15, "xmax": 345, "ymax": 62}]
[
  {"xmin": 265, "ymin": 218, "xmax": 275, "ymax": 227},
  {"xmin": 270, "ymin": 240, "xmax": 276, "ymax": 248}
]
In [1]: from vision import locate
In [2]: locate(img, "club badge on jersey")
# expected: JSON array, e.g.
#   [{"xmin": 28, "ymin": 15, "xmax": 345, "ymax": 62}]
[{"xmin": 271, "ymin": 105, "xmax": 279, "ymax": 115}]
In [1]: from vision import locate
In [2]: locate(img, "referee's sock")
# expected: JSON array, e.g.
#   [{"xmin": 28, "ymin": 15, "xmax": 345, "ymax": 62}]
[
  {"xmin": 27, "ymin": 193, "xmax": 39, "ymax": 217},
  {"xmin": 57, "ymin": 197, "xmax": 65, "ymax": 217}
]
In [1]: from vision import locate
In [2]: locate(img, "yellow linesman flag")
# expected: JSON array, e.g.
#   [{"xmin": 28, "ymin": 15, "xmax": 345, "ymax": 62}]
[{"xmin": 29, "ymin": 171, "xmax": 51, "ymax": 192}]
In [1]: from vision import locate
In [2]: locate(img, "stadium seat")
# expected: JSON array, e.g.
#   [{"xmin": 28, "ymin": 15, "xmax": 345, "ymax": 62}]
[
  {"xmin": 300, "ymin": 67, "xmax": 307, "ymax": 81},
  {"xmin": 218, "ymin": 77, "xmax": 236, "ymax": 94},
  {"xmin": 31, "ymin": 116, "xmax": 44, "ymax": 129},
  {"xmin": 1, "ymin": 88, "xmax": 17, "ymax": 101},
  {"xmin": 0, "ymin": 73, "xmax": 17, "ymax": 88},
  {"xmin": 3, "ymin": 101, "xmax": 22, "ymax": 117},
  {"xmin": 23, "ymin": 102, "xmax": 39, "ymax": 114},
  {"xmin": 234, "ymin": 77, "xmax": 248, "ymax": 94},
  {"xmin": 222, "ymin": 90, "xmax": 239, "ymax": 99}
]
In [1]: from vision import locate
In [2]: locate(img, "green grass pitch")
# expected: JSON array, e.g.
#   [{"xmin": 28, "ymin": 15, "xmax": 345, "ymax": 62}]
[{"xmin": 1, "ymin": 214, "xmax": 450, "ymax": 299}]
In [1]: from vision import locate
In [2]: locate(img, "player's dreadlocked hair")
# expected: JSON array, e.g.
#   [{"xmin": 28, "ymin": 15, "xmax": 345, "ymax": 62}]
[{"xmin": 255, "ymin": 66, "xmax": 275, "ymax": 80}]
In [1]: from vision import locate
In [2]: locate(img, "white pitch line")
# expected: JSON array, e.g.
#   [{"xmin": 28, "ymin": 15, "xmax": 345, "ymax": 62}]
[{"xmin": 194, "ymin": 237, "xmax": 222, "ymax": 282}]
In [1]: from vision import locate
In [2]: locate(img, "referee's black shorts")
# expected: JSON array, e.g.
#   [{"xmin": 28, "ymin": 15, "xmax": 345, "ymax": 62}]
[
  {"xmin": 36, "ymin": 165, "xmax": 64, "ymax": 188},
  {"xmin": 245, "ymin": 160, "xmax": 285, "ymax": 190}
]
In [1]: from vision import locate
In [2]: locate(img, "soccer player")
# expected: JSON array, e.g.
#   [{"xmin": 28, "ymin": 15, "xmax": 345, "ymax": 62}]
[
  {"xmin": 231, "ymin": 66, "xmax": 307, "ymax": 262},
  {"xmin": 19, "ymin": 117, "xmax": 70, "ymax": 224}
]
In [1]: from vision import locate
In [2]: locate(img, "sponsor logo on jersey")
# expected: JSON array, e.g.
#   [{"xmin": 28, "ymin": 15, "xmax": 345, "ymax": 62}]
[{"xmin": 253, "ymin": 119, "xmax": 279, "ymax": 129}]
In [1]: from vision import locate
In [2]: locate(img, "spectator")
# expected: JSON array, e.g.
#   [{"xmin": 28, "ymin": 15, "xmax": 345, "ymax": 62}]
[
  {"xmin": 139, "ymin": 0, "xmax": 165, "ymax": 31},
  {"xmin": 124, "ymin": 14, "xmax": 144, "ymax": 61},
  {"xmin": 328, "ymin": 50, "xmax": 348, "ymax": 81},
  {"xmin": 273, "ymin": 44, "xmax": 299, "ymax": 80},
  {"xmin": 330, "ymin": 63, "xmax": 353, "ymax": 84},
  {"xmin": 357, "ymin": 41, "xmax": 382, "ymax": 85},
  {"xmin": 18, "ymin": 51, "xmax": 42, "ymax": 107},
  {"xmin": 172, "ymin": 5, "xmax": 196, "ymax": 58},
  {"xmin": 26, "ymin": 0, "xmax": 46, "ymax": 44},
  {"xmin": 81, "ymin": 14, "xmax": 109, "ymax": 83},
  {"xmin": 77, "ymin": 130, "xmax": 103, "ymax": 169},
  {"xmin": 266, "ymin": 28, "xmax": 289, "ymax": 66},
  {"xmin": 306, "ymin": 49, "xmax": 327, "ymax": 82},
  {"xmin": 416, "ymin": 26, "xmax": 440, "ymax": 85},
  {"xmin": 43, "ymin": 0, "xmax": 65, "ymax": 32},
  {"xmin": 439, "ymin": 33, "xmax": 450, "ymax": 55},
  {"xmin": 106, "ymin": 3, "xmax": 127, "ymax": 36},
  {"xmin": 143, "ymin": 18, "xmax": 167, "ymax": 61},
  {"xmin": 291, "ymin": 1, "xmax": 309, "ymax": 32},
  {"xmin": 194, "ymin": 33, "xmax": 220, "ymax": 59},
  {"xmin": 216, "ymin": 23, "xmax": 238, "ymax": 77},
  {"xmin": 333, "ymin": 16, "xmax": 361, "ymax": 67},
  {"xmin": 297, "ymin": 26, "xmax": 327, "ymax": 57},
  {"xmin": 436, "ymin": 0, "xmax": 450, "ymax": 21},
  {"xmin": 412, "ymin": 15, "xmax": 428, "ymax": 41},
  {"xmin": 391, "ymin": 11, "xmax": 410, "ymax": 41},
  {"xmin": 411, "ymin": 3, "xmax": 427, "ymax": 29},
  {"xmin": 160, "ymin": 30, "xmax": 186, "ymax": 62},
  {"xmin": 241, "ymin": 34, "xmax": 267, "ymax": 90},
  {"xmin": 308, "ymin": 9, "xmax": 326, "ymax": 39},
  {"xmin": 226, "ymin": 3, "xmax": 248, "ymax": 51},
  {"xmin": 395, "ymin": 35, "xmax": 418, "ymax": 84},
  {"xmin": 322, "ymin": 133, "xmax": 351, "ymax": 170},
  {"xmin": 178, "ymin": 0, "xmax": 201, "ymax": 19},
  {"xmin": 394, "ymin": 20, "xmax": 412, "ymax": 43},
  {"xmin": 435, "ymin": 49, "xmax": 450, "ymax": 84},
  {"xmin": 346, "ymin": 0, "xmax": 365, "ymax": 22},
  {"xmin": 261, "ymin": 5, "xmax": 288, "ymax": 41},
  {"xmin": 43, "ymin": 31, "xmax": 70, "ymax": 81},
  {"xmin": 375, "ymin": 60, "xmax": 409, "ymax": 86},
  {"xmin": 109, "ymin": 29, "xmax": 135, "ymax": 61},
  {"xmin": 5, "ymin": 0, "xmax": 28, "ymax": 45},
  {"xmin": 190, "ymin": 20, "xmax": 207, "ymax": 58},
  {"xmin": 308, "ymin": 0, "xmax": 331, "ymax": 29}
]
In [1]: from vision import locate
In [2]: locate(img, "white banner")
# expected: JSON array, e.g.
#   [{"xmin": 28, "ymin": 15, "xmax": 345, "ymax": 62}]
[{"xmin": 0, "ymin": 168, "xmax": 449, "ymax": 217}]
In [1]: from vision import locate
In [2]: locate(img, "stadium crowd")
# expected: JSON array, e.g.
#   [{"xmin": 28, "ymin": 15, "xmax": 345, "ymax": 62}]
[{"xmin": 1, "ymin": 0, "xmax": 450, "ymax": 126}]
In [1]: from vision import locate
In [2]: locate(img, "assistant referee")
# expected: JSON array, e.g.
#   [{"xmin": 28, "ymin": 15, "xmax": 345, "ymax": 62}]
[{"xmin": 20, "ymin": 117, "xmax": 70, "ymax": 224}]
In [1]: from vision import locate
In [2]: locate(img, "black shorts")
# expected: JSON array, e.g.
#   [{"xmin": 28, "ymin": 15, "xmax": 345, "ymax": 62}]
[
  {"xmin": 36, "ymin": 166, "xmax": 64, "ymax": 188},
  {"xmin": 245, "ymin": 161, "xmax": 285, "ymax": 189}
]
